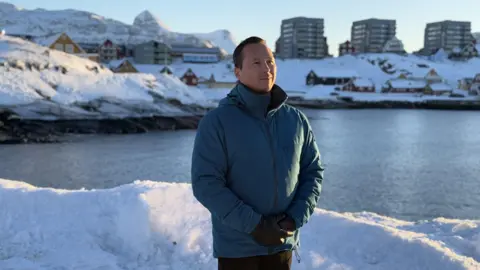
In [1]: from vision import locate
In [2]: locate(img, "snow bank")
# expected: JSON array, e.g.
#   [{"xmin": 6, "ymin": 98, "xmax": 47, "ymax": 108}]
[{"xmin": 1, "ymin": 178, "xmax": 479, "ymax": 270}]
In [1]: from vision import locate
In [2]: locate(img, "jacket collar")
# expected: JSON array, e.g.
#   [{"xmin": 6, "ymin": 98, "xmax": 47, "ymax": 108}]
[{"xmin": 229, "ymin": 83, "xmax": 288, "ymax": 119}]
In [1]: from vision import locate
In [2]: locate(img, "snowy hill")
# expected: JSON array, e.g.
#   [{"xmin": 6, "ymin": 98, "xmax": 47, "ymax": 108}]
[
  {"xmin": 0, "ymin": 178, "xmax": 479, "ymax": 269},
  {"xmin": 0, "ymin": 35, "xmax": 212, "ymax": 120},
  {"xmin": 0, "ymin": 2, "xmax": 237, "ymax": 53}
]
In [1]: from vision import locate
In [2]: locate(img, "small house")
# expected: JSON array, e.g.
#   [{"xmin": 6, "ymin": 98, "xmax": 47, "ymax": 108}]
[
  {"xmin": 461, "ymin": 41, "xmax": 480, "ymax": 59},
  {"xmin": 160, "ymin": 66, "xmax": 173, "ymax": 75},
  {"xmin": 180, "ymin": 68, "xmax": 198, "ymax": 86},
  {"xmin": 424, "ymin": 69, "xmax": 443, "ymax": 84},
  {"xmin": 468, "ymin": 73, "xmax": 480, "ymax": 95},
  {"xmin": 382, "ymin": 79, "xmax": 427, "ymax": 93},
  {"xmin": 338, "ymin": 41, "xmax": 355, "ymax": 56},
  {"xmin": 457, "ymin": 78, "xmax": 473, "ymax": 90},
  {"xmin": 306, "ymin": 68, "xmax": 358, "ymax": 86},
  {"xmin": 199, "ymin": 73, "xmax": 237, "ymax": 89},
  {"xmin": 109, "ymin": 59, "xmax": 138, "ymax": 73},
  {"xmin": 341, "ymin": 78, "xmax": 375, "ymax": 92},
  {"xmin": 35, "ymin": 32, "xmax": 85, "ymax": 54},
  {"xmin": 425, "ymin": 83, "xmax": 453, "ymax": 96}
]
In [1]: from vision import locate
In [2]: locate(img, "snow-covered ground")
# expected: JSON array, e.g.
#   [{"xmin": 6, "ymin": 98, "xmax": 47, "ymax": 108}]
[
  {"xmin": 132, "ymin": 52, "xmax": 480, "ymax": 103},
  {"xmin": 0, "ymin": 35, "xmax": 212, "ymax": 119},
  {"xmin": 0, "ymin": 178, "xmax": 479, "ymax": 269}
]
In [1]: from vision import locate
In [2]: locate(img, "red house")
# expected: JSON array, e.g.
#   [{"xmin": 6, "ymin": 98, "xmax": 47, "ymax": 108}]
[
  {"xmin": 338, "ymin": 40, "xmax": 355, "ymax": 56},
  {"xmin": 181, "ymin": 68, "xmax": 198, "ymax": 86},
  {"xmin": 98, "ymin": 39, "xmax": 121, "ymax": 63}
]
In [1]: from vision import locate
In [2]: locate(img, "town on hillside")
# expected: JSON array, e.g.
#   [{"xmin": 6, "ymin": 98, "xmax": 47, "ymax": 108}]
[{"xmin": 3, "ymin": 17, "xmax": 480, "ymax": 98}]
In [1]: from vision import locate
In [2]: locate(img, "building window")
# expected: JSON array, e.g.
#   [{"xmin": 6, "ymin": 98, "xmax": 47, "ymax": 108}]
[
  {"xmin": 65, "ymin": 44, "xmax": 74, "ymax": 53},
  {"xmin": 54, "ymin": 44, "xmax": 64, "ymax": 51}
]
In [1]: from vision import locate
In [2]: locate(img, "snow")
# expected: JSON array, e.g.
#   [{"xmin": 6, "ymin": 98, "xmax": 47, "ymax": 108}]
[
  {"xmin": 0, "ymin": 178, "xmax": 479, "ymax": 270},
  {"xmin": 0, "ymin": 3, "xmax": 235, "ymax": 53},
  {"xmin": 133, "ymin": 10, "xmax": 171, "ymax": 34},
  {"xmin": 0, "ymin": 35, "xmax": 212, "ymax": 117},
  {"xmin": 190, "ymin": 30, "xmax": 237, "ymax": 55}
]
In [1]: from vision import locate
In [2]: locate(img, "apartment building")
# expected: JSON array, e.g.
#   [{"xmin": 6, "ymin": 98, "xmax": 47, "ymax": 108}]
[
  {"xmin": 423, "ymin": 20, "xmax": 472, "ymax": 54},
  {"xmin": 351, "ymin": 18, "xmax": 396, "ymax": 53},
  {"xmin": 133, "ymin": 40, "xmax": 172, "ymax": 65},
  {"xmin": 278, "ymin": 17, "xmax": 329, "ymax": 59}
]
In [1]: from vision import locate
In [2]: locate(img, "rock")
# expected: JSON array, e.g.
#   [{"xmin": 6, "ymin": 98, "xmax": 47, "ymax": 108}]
[{"xmin": 0, "ymin": 111, "xmax": 203, "ymax": 144}]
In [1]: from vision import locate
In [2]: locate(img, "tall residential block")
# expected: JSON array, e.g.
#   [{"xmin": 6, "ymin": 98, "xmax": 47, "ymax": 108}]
[
  {"xmin": 423, "ymin": 20, "xmax": 472, "ymax": 53},
  {"xmin": 351, "ymin": 18, "xmax": 396, "ymax": 53},
  {"xmin": 278, "ymin": 17, "xmax": 328, "ymax": 59}
]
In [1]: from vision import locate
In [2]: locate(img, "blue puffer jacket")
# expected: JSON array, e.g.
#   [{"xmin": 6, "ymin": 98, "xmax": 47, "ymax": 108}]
[{"xmin": 191, "ymin": 83, "xmax": 324, "ymax": 258}]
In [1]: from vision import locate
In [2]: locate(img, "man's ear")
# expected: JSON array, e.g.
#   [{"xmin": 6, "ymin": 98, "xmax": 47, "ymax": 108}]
[{"xmin": 234, "ymin": 67, "xmax": 241, "ymax": 79}]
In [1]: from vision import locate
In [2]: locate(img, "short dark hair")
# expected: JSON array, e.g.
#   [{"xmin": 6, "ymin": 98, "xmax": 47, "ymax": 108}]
[{"xmin": 233, "ymin": 36, "xmax": 266, "ymax": 69}]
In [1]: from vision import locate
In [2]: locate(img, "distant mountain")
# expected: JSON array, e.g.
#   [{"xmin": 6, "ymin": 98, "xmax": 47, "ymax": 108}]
[{"xmin": 0, "ymin": 2, "xmax": 237, "ymax": 53}]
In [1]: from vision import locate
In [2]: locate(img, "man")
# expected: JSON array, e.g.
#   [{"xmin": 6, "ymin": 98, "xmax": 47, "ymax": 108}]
[{"xmin": 191, "ymin": 36, "xmax": 324, "ymax": 270}]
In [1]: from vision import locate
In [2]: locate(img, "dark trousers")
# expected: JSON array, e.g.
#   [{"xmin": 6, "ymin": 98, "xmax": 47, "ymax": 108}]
[{"xmin": 218, "ymin": 250, "xmax": 292, "ymax": 270}]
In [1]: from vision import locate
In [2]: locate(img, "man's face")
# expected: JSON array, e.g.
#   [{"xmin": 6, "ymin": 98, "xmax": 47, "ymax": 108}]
[{"xmin": 235, "ymin": 43, "xmax": 276, "ymax": 93}]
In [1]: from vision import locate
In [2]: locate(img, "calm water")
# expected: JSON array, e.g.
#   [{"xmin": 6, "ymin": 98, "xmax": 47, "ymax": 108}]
[{"xmin": 1, "ymin": 109, "xmax": 479, "ymax": 221}]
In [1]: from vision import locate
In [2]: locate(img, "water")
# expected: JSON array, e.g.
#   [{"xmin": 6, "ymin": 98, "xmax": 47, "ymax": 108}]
[{"xmin": 1, "ymin": 109, "xmax": 479, "ymax": 221}]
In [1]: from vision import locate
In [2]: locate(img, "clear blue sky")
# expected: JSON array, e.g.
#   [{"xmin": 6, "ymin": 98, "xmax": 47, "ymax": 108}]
[{"xmin": 8, "ymin": 0, "xmax": 480, "ymax": 55}]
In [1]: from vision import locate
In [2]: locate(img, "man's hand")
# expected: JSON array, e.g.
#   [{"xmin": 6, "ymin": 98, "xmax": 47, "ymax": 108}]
[
  {"xmin": 250, "ymin": 214, "xmax": 294, "ymax": 246},
  {"xmin": 278, "ymin": 215, "xmax": 296, "ymax": 232}
]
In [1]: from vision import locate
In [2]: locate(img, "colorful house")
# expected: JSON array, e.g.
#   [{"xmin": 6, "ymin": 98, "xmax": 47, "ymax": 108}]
[
  {"xmin": 109, "ymin": 59, "xmax": 138, "ymax": 73},
  {"xmin": 98, "ymin": 39, "xmax": 121, "ymax": 63},
  {"xmin": 341, "ymin": 78, "xmax": 375, "ymax": 92},
  {"xmin": 34, "ymin": 32, "xmax": 98, "ymax": 62},
  {"xmin": 160, "ymin": 66, "xmax": 173, "ymax": 75},
  {"xmin": 199, "ymin": 73, "xmax": 237, "ymax": 89},
  {"xmin": 180, "ymin": 68, "xmax": 198, "ymax": 86}
]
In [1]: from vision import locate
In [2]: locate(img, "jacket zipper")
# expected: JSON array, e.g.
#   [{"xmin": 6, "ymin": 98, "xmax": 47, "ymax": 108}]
[{"xmin": 263, "ymin": 119, "xmax": 278, "ymax": 211}]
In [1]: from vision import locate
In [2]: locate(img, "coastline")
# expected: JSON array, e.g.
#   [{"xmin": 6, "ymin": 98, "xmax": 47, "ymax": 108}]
[
  {"xmin": 286, "ymin": 98, "xmax": 480, "ymax": 110},
  {"xmin": 0, "ymin": 110, "xmax": 202, "ymax": 144},
  {"xmin": 2, "ymin": 98, "xmax": 479, "ymax": 144}
]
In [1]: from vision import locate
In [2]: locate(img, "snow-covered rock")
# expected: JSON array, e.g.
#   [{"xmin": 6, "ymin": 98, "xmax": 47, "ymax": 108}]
[
  {"xmin": 0, "ymin": 2, "xmax": 237, "ymax": 53},
  {"xmin": 133, "ymin": 10, "xmax": 171, "ymax": 35}
]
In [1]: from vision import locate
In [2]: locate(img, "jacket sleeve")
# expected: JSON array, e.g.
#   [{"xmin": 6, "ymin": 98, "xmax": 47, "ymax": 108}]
[
  {"xmin": 286, "ymin": 112, "xmax": 324, "ymax": 229},
  {"xmin": 191, "ymin": 112, "xmax": 262, "ymax": 233}
]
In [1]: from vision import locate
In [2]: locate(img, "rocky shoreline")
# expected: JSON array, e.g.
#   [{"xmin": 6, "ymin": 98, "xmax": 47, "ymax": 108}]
[
  {"xmin": 2, "ymin": 98, "xmax": 479, "ymax": 144},
  {"xmin": 0, "ymin": 109, "xmax": 203, "ymax": 144},
  {"xmin": 286, "ymin": 98, "xmax": 480, "ymax": 110}
]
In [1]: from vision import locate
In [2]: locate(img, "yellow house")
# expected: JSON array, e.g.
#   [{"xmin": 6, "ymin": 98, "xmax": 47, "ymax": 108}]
[
  {"xmin": 109, "ymin": 59, "xmax": 138, "ymax": 73},
  {"xmin": 199, "ymin": 73, "xmax": 237, "ymax": 89},
  {"xmin": 35, "ymin": 32, "xmax": 99, "ymax": 62}
]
